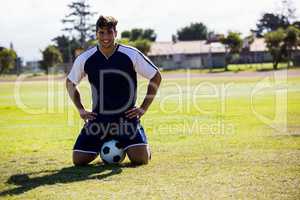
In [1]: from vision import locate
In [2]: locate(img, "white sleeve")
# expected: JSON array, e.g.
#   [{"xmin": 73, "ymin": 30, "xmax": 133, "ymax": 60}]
[
  {"xmin": 67, "ymin": 56, "xmax": 86, "ymax": 85},
  {"xmin": 134, "ymin": 51, "xmax": 158, "ymax": 79}
]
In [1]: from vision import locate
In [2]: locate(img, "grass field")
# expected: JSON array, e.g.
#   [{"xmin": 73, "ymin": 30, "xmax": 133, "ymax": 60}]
[
  {"xmin": 0, "ymin": 63, "xmax": 296, "ymax": 82},
  {"xmin": 0, "ymin": 70, "xmax": 300, "ymax": 199}
]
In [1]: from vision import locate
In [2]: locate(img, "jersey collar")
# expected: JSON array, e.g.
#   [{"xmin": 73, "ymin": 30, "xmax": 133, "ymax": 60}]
[{"xmin": 97, "ymin": 43, "xmax": 119, "ymax": 60}]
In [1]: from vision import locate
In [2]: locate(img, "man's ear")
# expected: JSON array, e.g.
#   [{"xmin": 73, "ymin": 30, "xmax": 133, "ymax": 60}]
[{"xmin": 115, "ymin": 30, "xmax": 118, "ymax": 38}]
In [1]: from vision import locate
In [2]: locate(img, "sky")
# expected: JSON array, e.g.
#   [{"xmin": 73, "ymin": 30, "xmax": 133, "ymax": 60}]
[{"xmin": 0, "ymin": 0, "xmax": 299, "ymax": 62}]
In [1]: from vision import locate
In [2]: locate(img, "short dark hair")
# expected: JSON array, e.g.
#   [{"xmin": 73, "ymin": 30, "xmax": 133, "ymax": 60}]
[{"xmin": 96, "ymin": 15, "xmax": 118, "ymax": 32}]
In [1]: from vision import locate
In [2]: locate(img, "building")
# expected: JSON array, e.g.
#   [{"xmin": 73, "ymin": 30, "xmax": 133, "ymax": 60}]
[
  {"xmin": 148, "ymin": 41, "xmax": 226, "ymax": 70},
  {"xmin": 24, "ymin": 61, "xmax": 41, "ymax": 72},
  {"xmin": 239, "ymin": 38, "xmax": 272, "ymax": 64},
  {"xmin": 147, "ymin": 38, "xmax": 274, "ymax": 70}
]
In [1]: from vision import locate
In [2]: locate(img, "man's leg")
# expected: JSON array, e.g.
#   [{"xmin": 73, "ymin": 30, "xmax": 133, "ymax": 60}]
[
  {"xmin": 73, "ymin": 151, "xmax": 98, "ymax": 166},
  {"xmin": 126, "ymin": 145, "xmax": 150, "ymax": 165},
  {"xmin": 72, "ymin": 121, "xmax": 103, "ymax": 166}
]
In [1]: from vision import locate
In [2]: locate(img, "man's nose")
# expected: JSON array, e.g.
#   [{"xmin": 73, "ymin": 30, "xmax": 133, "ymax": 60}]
[{"xmin": 102, "ymin": 33, "xmax": 110, "ymax": 39}]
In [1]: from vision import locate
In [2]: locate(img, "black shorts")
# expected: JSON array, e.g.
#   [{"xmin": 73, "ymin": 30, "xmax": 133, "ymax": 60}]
[{"xmin": 73, "ymin": 118, "xmax": 148, "ymax": 154}]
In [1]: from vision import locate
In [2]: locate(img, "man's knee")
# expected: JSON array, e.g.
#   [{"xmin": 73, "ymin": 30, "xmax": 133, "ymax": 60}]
[
  {"xmin": 133, "ymin": 156, "xmax": 149, "ymax": 165},
  {"xmin": 126, "ymin": 145, "xmax": 150, "ymax": 165},
  {"xmin": 129, "ymin": 154, "xmax": 149, "ymax": 165},
  {"xmin": 72, "ymin": 151, "xmax": 97, "ymax": 166}
]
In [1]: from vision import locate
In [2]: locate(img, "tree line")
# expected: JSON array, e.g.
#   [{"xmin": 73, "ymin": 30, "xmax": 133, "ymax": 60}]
[{"xmin": 1, "ymin": 0, "xmax": 299, "ymax": 74}]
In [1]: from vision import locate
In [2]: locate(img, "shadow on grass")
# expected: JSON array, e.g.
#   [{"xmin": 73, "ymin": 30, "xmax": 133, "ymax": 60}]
[
  {"xmin": 207, "ymin": 69, "xmax": 227, "ymax": 73},
  {"xmin": 208, "ymin": 69, "xmax": 242, "ymax": 74},
  {"xmin": 255, "ymin": 67, "xmax": 289, "ymax": 72},
  {"xmin": 256, "ymin": 68, "xmax": 277, "ymax": 72},
  {"xmin": 0, "ymin": 163, "xmax": 135, "ymax": 197}
]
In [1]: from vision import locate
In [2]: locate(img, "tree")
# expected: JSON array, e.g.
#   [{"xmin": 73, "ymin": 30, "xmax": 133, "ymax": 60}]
[
  {"xmin": 121, "ymin": 28, "xmax": 157, "ymax": 42},
  {"xmin": 52, "ymin": 35, "xmax": 81, "ymax": 63},
  {"xmin": 176, "ymin": 22, "xmax": 208, "ymax": 41},
  {"xmin": 129, "ymin": 28, "xmax": 144, "ymax": 41},
  {"xmin": 120, "ymin": 28, "xmax": 155, "ymax": 54},
  {"xmin": 264, "ymin": 29, "xmax": 286, "ymax": 70},
  {"xmin": 0, "ymin": 48, "xmax": 17, "ymax": 74},
  {"xmin": 253, "ymin": 0, "xmax": 298, "ymax": 37},
  {"xmin": 121, "ymin": 30, "xmax": 131, "ymax": 39},
  {"xmin": 52, "ymin": 35, "xmax": 70, "ymax": 63},
  {"xmin": 40, "ymin": 45, "xmax": 63, "ymax": 74},
  {"xmin": 220, "ymin": 32, "xmax": 243, "ymax": 71},
  {"xmin": 62, "ymin": 0, "xmax": 97, "ymax": 48},
  {"xmin": 284, "ymin": 26, "xmax": 300, "ymax": 67},
  {"xmin": 118, "ymin": 38, "xmax": 130, "ymax": 45},
  {"xmin": 254, "ymin": 13, "xmax": 289, "ymax": 37},
  {"xmin": 118, "ymin": 38, "xmax": 151, "ymax": 55},
  {"xmin": 280, "ymin": 0, "xmax": 297, "ymax": 22},
  {"xmin": 132, "ymin": 39, "xmax": 151, "ymax": 55},
  {"xmin": 142, "ymin": 29, "xmax": 157, "ymax": 42},
  {"xmin": 293, "ymin": 21, "xmax": 300, "ymax": 29}
]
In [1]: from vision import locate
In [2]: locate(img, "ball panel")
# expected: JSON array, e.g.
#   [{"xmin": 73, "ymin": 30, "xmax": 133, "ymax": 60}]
[
  {"xmin": 103, "ymin": 146, "xmax": 110, "ymax": 154},
  {"xmin": 113, "ymin": 155, "xmax": 121, "ymax": 163},
  {"xmin": 115, "ymin": 142, "xmax": 122, "ymax": 149}
]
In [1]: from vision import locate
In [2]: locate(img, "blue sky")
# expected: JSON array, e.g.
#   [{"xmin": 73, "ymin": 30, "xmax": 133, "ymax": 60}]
[{"xmin": 0, "ymin": 0, "xmax": 299, "ymax": 62}]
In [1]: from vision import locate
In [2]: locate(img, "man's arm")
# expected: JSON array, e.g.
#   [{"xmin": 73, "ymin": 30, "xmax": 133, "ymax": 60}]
[
  {"xmin": 125, "ymin": 71, "xmax": 162, "ymax": 119},
  {"xmin": 66, "ymin": 78, "xmax": 97, "ymax": 122}
]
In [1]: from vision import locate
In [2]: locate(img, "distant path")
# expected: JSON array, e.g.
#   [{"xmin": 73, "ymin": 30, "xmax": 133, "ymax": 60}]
[{"xmin": 0, "ymin": 69, "xmax": 300, "ymax": 82}]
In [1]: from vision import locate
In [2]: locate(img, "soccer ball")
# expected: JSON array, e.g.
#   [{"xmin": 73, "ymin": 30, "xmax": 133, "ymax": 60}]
[{"xmin": 100, "ymin": 140, "xmax": 125, "ymax": 164}]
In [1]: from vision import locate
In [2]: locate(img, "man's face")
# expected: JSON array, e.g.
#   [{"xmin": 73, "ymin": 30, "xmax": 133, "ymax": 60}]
[{"xmin": 96, "ymin": 26, "xmax": 117, "ymax": 49}]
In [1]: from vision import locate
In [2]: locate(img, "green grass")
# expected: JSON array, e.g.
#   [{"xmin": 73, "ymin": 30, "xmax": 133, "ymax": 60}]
[
  {"xmin": 228, "ymin": 62, "xmax": 291, "ymax": 72},
  {"xmin": 1, "ymin": 63, "xmax": 298, "ymax": 81},
  {"xmin": 156, "ymin": 62, "xmax": 298, "ymax": 74},
  {"xmin": 0, "ymin": 72, "xmax": 300, "ymax": 199}
]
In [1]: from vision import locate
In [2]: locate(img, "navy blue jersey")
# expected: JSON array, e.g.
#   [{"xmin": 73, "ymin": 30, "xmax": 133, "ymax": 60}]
[{"xmin": 67, "ymin": 44, "xmax": 158, "ymax": 121}]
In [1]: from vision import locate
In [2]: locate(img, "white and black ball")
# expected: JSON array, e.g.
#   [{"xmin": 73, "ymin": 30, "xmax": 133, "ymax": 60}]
[{"xmin": 100, "ymin": 140, "xmax": 125, "ymax": 164}]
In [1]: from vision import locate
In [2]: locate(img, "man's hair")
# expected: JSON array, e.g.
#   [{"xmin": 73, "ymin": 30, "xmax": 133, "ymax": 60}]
[{"xmin": 96, "ymin": 15, "xmax": 118, "ymax": 32}]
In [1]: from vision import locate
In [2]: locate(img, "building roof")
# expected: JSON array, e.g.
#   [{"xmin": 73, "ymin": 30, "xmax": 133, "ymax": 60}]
[
  {"xmin": 249, "ymin": 38, "xmax": 267, "ymax": 52},
  {"xmin": 148, "ymin": 41, "xmax": 225, "ymax": 56},
  {"xmin": 148, "ymin": 38, "xmax": 268, "ymax": 56}
]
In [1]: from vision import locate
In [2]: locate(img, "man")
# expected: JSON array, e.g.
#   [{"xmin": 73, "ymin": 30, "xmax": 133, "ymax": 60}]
[{"xmin": 66, "ymin": 15, "xmax": 161, "ymax": 166}]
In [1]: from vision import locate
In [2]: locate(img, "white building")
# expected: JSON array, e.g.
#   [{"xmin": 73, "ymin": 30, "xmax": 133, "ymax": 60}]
[
  {"xmin": 148, "ymin": 40, "xmax": 226, "ymax": 69},
  {"xmin": 148, "ymin": 38, "xmax": 274, "ymax": 70}
]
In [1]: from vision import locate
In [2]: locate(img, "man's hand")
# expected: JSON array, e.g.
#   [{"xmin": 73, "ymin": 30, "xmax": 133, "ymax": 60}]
[
  {"xmin": 78, "ymin": 109, "xmax": 97, "ymax": 123},
  {"xmin": 125, "ymin": 107, "xmax": 145, "ymax": 119}
]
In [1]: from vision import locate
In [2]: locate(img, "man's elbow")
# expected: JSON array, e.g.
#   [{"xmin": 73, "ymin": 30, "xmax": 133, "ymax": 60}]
[
  {"xmin": 152, "ymin": 71, "xmax": 162, "ymax": 84},
  {"xmin": 66, "ymin": 78, "xmax": 76, "ymax": 90},
  {"xmin": 157, "ymin": 70, "xmax": 162, "ymax": 80},
  {"xmin": 66, "ymin": 78, "xmax": 70, "ymax": 89}
]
